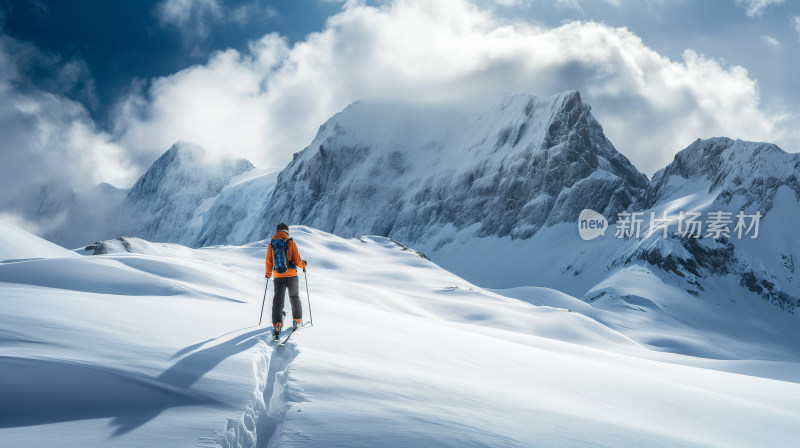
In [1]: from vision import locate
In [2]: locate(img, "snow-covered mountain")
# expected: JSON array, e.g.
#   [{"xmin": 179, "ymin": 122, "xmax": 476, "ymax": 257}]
[
  {"xmin": 612, "ymin": 137, "xmax": 800, "ymax": 313},
  {"xmin": 114, "ymin": 141, "xmax": 254, "ymax": 245},
  {"xmin": 249, "ymin": 91, "xmax": 646, "ymax": 246},
  {"xmin": 7, "ymin": 92, "xmax": 799, "ymax": 321},
  {"xmin": 644, "ymin": 137, "xmax": 800, "ymax": 212},
  {"xmin": 204, "ymin": 92, "xmax": 794, "ymax": 319},
  {"xmin": 189, "ymin": 168, "xmax": 280, "ymax": 247},
  {"xmin": 2, "ymin": 219, "xmax": 799, "ymax": 447},
  {"xmin": 0, "ymin": 140, "xmax": 276, "ymax": 249}
]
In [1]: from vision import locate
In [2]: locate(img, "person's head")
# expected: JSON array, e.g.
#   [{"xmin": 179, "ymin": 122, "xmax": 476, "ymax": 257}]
[{"xmin": 277, "ymin": 222, "xmax": 289, "ymax": 232}]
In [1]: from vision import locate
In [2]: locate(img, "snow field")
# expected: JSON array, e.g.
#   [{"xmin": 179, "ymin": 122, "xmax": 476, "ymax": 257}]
[
  {"xmin": 226, "ymin": 227, "xmax": 800, "ymax": 447},
  {"xmin": 1, "ymin": 222, "xmax": 800, "ymax": 447}
]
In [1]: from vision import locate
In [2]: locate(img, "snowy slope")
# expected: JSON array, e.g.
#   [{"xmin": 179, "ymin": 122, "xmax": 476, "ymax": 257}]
[
  {"xmin": 496, "ymin": 265, "xmax": 800, "ymax": 363},
  {"xmin": 0, "ymin": 217, "xmax": 78, "ymax": 261},
  {"xmin": 2, "ymin": 222, "xmax": 799, "ymax": 447},
  {"xmin": 0, "ymin": 227, "xmax": 268, "ymax": 446}
]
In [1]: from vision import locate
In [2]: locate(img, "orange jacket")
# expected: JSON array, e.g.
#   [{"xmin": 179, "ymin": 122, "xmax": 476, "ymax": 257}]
[{"xmin": 265, "ymin": 230, "xmax": 306, "ymax": 278}]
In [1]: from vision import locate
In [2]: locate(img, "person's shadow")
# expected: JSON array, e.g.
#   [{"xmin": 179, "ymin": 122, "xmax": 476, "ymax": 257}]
[{"xmin": 107, "ymin": 326, "xmax": 272, "ymax": 436}]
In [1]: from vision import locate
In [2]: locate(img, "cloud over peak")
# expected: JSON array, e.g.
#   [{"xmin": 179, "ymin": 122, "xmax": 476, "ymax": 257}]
[
  {"xmin": 2, "ymin": 0, "xmax": 798, "ymax": 212},
  {"xmin": 116, "ymin": 0, "xmax": 797, "ymax": 176},
  {"xmin": 0, "ymin": 36, "xmax": 135, "ymax": 202}
]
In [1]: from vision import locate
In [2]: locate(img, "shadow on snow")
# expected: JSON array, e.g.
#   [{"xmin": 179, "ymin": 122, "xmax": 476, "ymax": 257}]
[{"xmin": 0, "ymin": 327, "xmax": 272, "ymax": 437}]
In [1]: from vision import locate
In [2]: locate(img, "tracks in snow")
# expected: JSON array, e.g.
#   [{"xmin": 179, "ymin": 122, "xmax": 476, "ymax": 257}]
[
  {"xmin": 257, "ymin": 341, "xmax": 299, "ymax": 448},
  {"xmin": 210, "ymin": 337, "xmax": 302, "ymax": 448}
]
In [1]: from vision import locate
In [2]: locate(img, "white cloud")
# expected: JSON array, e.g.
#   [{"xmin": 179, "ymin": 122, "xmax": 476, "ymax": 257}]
[
  {"xmin": 0, "ymin": 36, "xmax": 136, "ymax": 203},
  {"xmin": 0, "ymin": 212, "xmax": 44, "ymax": 236},
  {"xmin": 551, "ymin": 0, "xmax": 623, "ymax": 12},
  {"xmin": 554, "ymin": 0, "xmax": 584, "ymax": 11},
  {"xmin": 550, "ymin": 0, "xmax": 658, "ymax": 11},
  {"xmin": 794, "ymin": 16, "xmax": 800, "ymax": 40},
  {"xmin": 493, "ymin": 0, "xmax": 526, "ymax": 6},
  {"xmin": 155, "ymin": 0, "xmax": 278, "ymax": 45},
  {"xmin": 228, "ymin": 2, "xmax": 278, "ymax": 24},
  {"xmin": 735, "ymin": 0, "xmax": 784, "ymax": 17},
  {"xmin": 761, "ymin": 35, "xmax": 781, "ymax": 47},
  {"xmin": 114, "ymin": 0, "xmax": 797, "ymax": 177},
  {"xmin": 114, "ymin": 33, "xmax": 290, "ymax": 168},
  {"xmin": 157, "ymin": 0, "xmax": 222, "ymax": 27},
  {"xmin": 2, "ymin": 0, "xmax": 794, "ymax": 210}
]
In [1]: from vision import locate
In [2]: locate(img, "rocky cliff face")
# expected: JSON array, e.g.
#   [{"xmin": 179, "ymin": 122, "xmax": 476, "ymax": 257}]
[{"xmin": 249, "ymin": 91, "xmax": 647, "ymax": 248}]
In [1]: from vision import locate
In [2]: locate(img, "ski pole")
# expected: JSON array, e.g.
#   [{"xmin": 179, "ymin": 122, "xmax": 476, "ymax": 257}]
[
  {"xmin": 303, "ymin": 269, "xmax": 313, "ymax": 326},
  {"xmin": 258, "ymin": 279, "xmax": 269, "ymax": 326}
]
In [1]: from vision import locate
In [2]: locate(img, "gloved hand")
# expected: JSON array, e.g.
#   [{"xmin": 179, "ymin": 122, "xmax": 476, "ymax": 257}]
[
  {"xmin": 265, "ymin": 274, "xmax": 270, "ymax": 279},
  {"xmin": 303, "ymin": 260, "xmax": 308, "ymax": 272}
]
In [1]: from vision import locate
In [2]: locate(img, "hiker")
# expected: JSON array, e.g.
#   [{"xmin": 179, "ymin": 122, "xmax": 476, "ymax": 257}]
[{"xmin": 265, "ymin": 223, "xmax": 307, "ymax": 339}]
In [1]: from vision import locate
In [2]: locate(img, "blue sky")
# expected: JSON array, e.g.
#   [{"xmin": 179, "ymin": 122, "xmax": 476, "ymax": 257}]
[
  {"xmin": 1, "ymin": 0, "xmax": 799, "ymax": 209},
  {"xmin": 0, "ymin": 0, "xmax": 342, "ymax": 124}
]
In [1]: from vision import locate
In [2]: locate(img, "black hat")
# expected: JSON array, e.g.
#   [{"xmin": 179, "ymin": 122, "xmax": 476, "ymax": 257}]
[{"xmin": 277, "ymin": 222, "xmax": 289, "ymax": 231}]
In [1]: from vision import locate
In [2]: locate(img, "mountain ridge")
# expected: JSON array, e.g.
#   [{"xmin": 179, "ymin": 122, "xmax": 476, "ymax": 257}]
[
  {"xmin": 251, "ymin": 90, "xmax": 648, "ymax": 246},
  {"xmin": 644, "ymin": 136, "xmax": 800, "ymax": 214},
  {"xmin": 6, "ymin": 91, "xmax": 800, "ymax": 314}
]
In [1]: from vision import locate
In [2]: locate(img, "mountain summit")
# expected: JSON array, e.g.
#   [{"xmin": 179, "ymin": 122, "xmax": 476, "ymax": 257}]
[
  {"xmin": 631, "ymin": 137, "xmax": 800, "ymax": 313},
  {"xmin": 117, "ymin": 141, "xmax": 254, "ymax": 244},
  {"xmin": 250, "ymin": 91, "xmax": 647, "ymax": 247},
  {"xmin": 645, "ymin": 137, "xmax": 800, "ymax": 214}
]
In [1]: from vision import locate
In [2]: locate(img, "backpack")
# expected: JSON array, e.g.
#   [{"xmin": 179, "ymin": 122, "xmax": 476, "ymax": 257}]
[{"xmin": 271, "ymin": 238, "xmax": 296, "ymax": 274}]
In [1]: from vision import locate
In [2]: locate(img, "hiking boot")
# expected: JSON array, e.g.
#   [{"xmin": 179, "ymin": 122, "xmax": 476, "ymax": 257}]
[
  {"xmin": 292, "ymin": 319, "xmax": 302, "ymax": 330},
  {"xmin": 272, "ymin": 323, "xmax": 282, "ymax": 340}
]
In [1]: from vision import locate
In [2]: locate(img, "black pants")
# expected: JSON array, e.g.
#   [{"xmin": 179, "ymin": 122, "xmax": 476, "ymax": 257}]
[{"xmin": 272, "ymin": 276, "xmax": 302, "ymax": 326}]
